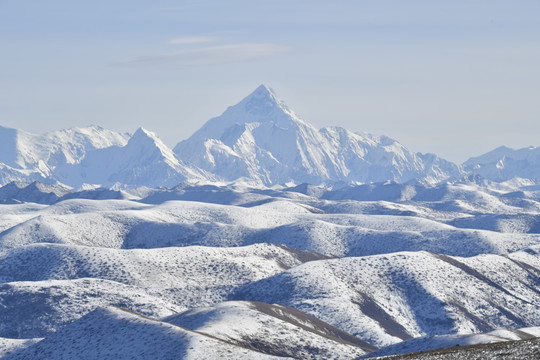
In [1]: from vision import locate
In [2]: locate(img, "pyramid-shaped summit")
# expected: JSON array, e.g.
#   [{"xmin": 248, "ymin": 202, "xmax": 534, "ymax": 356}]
[
  {"xmin": 126, "ymin": 127, "xmax": 180, "ymax": 166},
  {"xmin": 173, "ymin": 85, "xmax": 337, "ymax": 185},
  {"xmin": 237, "ymin": 84, "xmax": 311, "ymax": 129},
  {"xmin": 239, "ymin": 85, "xmax": 291, "ymax": 117},
  {"xmin": 178, "ymin": 85, "xmax": 307, "ymax": 144},
  {"xmin": 174, "ymin": 85, "xmax": 463, "ymax": 186},
  {"xmin": 0, "ymin": 86, "xmax": 464, "ymax": 188},
  {"xmin": 54, "ymin": 127, "xmax": 207, "ymax": 188},
  {"xmin": 243, "ymin": 84, "xmax": 282, "ymax": 106}
]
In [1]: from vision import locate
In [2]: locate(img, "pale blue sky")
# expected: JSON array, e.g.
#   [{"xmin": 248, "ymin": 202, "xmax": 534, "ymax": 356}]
[{"xmin": 1, "ymin": 0, "xmax": 539, "ymax": 163}]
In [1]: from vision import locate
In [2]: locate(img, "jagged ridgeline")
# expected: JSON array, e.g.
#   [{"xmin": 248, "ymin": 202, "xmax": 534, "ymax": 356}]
[
  {"xmin": 2, "ymin": 86, "xmax": 540, "ymax": 359},
  {"xmin": 11, "ymin": 84, "xmax": 540, "ymax": 188}
]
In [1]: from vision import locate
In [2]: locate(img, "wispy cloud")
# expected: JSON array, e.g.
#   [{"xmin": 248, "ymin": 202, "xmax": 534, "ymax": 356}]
[
  {"xmin": 111, "ymin": 43, "xmax": 292, "ymax": 67},
  {"xmin": 168, "ymin": 36, "xmax": 216, "ymax": 45}
]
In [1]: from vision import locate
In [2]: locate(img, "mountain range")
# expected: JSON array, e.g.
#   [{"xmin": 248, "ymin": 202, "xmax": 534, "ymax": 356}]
[
  {"xmin": 2, "ymin": 86, "xmax": 540, "ymax": 359},
  {"xmin": 2, "ymin": 85, "xmax": 539, "ymax": 188}
]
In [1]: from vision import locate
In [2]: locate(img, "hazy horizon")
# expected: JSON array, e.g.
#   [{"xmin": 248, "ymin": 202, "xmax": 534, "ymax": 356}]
[{"xmin": 1, "ymin": 0, "xmax": 539, "ymax": 163}]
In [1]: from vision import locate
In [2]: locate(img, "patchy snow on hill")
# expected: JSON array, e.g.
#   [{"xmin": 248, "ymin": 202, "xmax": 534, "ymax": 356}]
[
  {"xmin": 362, "ymin": 326, "xmax": 540, "ymax": 358},
  {"xmin": 372, "ymin": 336, "xmax": 540, "ymax": 359},
  {"xmin": 234, "ymin": 249, "xmax": 540, "ymax": 347},
  {"xmin": 0, "ymin": 278, "xmax": 181, "ymax": 338},
  {"xmin": 0, "ymin": 338, "xmax": 41, "ymax": 358},
  {"xmin": 2, "ymin": 189, "xmax": 540, "ymax": 257},
  {"xmin": 165, "ymin": 300, "xmax": 374, "ymax": 359},
  {"xmin": 7, "ymin": 307, "xmax": 291, "ymax": 360},
  {"xmin": 0, "ymin": 179, "xmax": 539, "ymax": 358},
  {"xmin": 0, "ymin": 243, "xmax": 324, "ymax": 313}
]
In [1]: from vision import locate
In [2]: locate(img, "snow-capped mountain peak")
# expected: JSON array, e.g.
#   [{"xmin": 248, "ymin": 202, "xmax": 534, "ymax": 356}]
[
  {"xmin": 126, "ymin": 127, "xmax": 180, "ymax": 167},
  {"xmin": 174, "ymin": 85, "xmax": 462, "ymax": 186},
  {"xmin": 464, "ymin": 145, "xmax": 540, "ymax": 182},
  {"xmin": 175, "ymin": 85, "xmax": 306, "ymax": 150},
  {"xmin": 0, "ymin": 125, "xmax": 131, "ymax": 185},
  {"xmin": 52, "ymin": 127, "xmax": 208, "ymax": 188},
  {"xmin": 244, "ymin": 84, "xmax": 282, "ymax": 108},
  {"xmin": 238, "ymin": 84, "xmax": 300, "ymax": 126},
  {"xmin": 130, "ymin": 127, "xmax": 160, "ymax": 144}
]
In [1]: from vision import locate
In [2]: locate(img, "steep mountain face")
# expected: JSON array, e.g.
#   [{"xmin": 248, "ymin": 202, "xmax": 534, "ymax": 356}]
[
  {"xmin": 0, "ymin": 164, "xmax": 50, "ymax": 187},
  {"xmin": 0, "ymin": 125, "xmax": 130, "ymax": 185},
  {"xmin": 0, "ymin": 125, "xmax": 212, "ymax": 188},
  {"xmin": 0, "ymin": 126, "xmax": 25, "ymax": 169},
  {"xmin": 32, "ymin": 126, "xmax": 131, "ymax": 168},
  {"xmin": 174, "ymin": 85, "xmax": 463, "ymax": 186},
  {"xmin": 54, "ymin": 127, "xmax": 210, "ymax": 188},
  {"xmin": 320, "ymin": 127, "xmax": 461, "ymax": 185},
  {"xmin": 0, "ymin": 125, "xmax": 130, "ymax": 170},
  {"xmin": 464, "ymin": 145, "xmax": 540, "ymax": 182},
  {"xmin": 174, "ymin": 85, "xmax": 338, "ymax": 185},
  {"xmin": 4, "ymin": 86, "xmax": 540, "ymax": 189},
  {"xmin": 0, "ymin": 127, "xmax": 54, "ymax": 184}
]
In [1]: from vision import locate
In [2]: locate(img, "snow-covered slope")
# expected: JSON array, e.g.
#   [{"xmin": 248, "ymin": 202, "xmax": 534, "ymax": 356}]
[
  {"xmin": 165, "ymin": 300, "xmax": 374, "ymax": 359},
  {"xmin": 0, "ymin": 125, "xmax": 210, "ymax": 188},
  {"xmin": 0, "ymin": 278, "xmax": 181, "ymax": 338},
  {"xmin": 0, "ymin": 163, "xmax": 50, "ymax": 186},
  {"xmin": 0, "ymin": 125, "xmax": 130, "ymax": 185},
  {"xmin": 2, "ymin": 197, "xmax": 539, "ymax": 257},
  {"xmin": 29, "ymin": 125, "xmax": 130, "ymax": 167},
  {"xmin": 234, "ymin": 248, "xmax": 540, "ymax": 348},
  {"xmin": 363, "ymin": 326, "xmax": 540, "ymax": 358},
  {"xmin": 0, "ymin": 126, "xmax": 25, "ymax": 170},
  {"xmin": 0, "ymin": 181, "xmax": 540, "ymax": 357},
  {"xmin": 55, "ymin": 127, "xmax": 209, "ymax": 188},
  {"xmin": 0, "ymin": 242, "xmax": 326, "ymax": 337},
  {"xmin": 174, "ymin": 85, "xmax": 462, "ymax": 186},
  {"xmin": 373, "ymin": 336, "xmax": 540, "ymax": 359},
  {"xmin": 0, "ymin": 338, "xmax": 41, "ymax": 358},
  {"xmin": 5, "ymin": 87, "xmax": 540, "ymax": 188},
  {"xmin": 464, "ymin": 145, "xmax": 540, "ymax": 182},
  {"xmin": 320, "ymin": 127, "xmax": 461, "ymax": 185},
  {"xmin": 7, "ymin": 307, "xmax": 290, "ymax": 360},
  {"xmin": 0, "ymin": 182, "xmax": 70, "ymax": 204}
]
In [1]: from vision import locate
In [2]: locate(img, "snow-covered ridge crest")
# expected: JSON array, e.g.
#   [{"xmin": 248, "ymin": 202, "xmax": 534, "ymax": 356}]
[
  {"xmin": 0, "ymin": 125, "xmax": 131, "ymax": 185},
  {"xmin": 54, "ymin": 126, "xmax": 211, "ymax": 188},
  {"xmin": 5, "ymin": 85, "xmax": 540, "ymax": 188},
  {"xmin": 0, "ymin": 124, "xmax": 130, "ymax": 170},
  {"xmin": 177, "ymin": 85, "xmax": 309, "ymax": 143},
  {"xmin": 174, "ymin": 85, "xmax": 463, "ymax": 186},
  {"xmin": 464, "ymin": 145, "xmax": 540, "ymax": 182}
]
